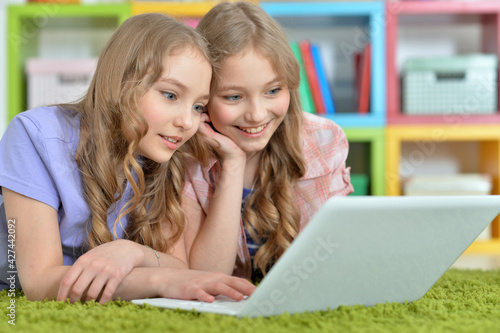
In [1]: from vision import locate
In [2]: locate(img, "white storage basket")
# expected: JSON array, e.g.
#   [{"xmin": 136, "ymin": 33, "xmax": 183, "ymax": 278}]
[
  {"xmin": 26, "ymin": 58, "xmax": 97, "ymax": 109},
  {"xmin": 403, "ymin": 55, "xmax": 498, "ymax": 115}
]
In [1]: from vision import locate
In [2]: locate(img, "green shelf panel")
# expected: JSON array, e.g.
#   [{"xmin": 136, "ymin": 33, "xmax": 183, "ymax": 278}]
[
  {"xmin": 7, "ymin": 3, "xmax": 131, "ymax": 121},
  {"xmin": 344, "ymin": 127, "xmax": 385, "ymax": 196},
  {"xmin": 350, "ymin": 174, "xmax": 370, "ymax": 196}
]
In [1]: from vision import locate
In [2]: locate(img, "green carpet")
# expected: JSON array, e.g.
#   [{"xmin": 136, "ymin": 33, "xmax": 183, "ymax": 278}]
[{"xmin": 1, "ymin": 269, "xmax": 499, "ymax": 333}]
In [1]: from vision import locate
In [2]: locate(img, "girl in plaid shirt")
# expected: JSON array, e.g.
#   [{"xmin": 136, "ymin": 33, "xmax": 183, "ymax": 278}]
[{"xmin": 183, "ymin": 1, "xmax": 353, "ymax": 281}]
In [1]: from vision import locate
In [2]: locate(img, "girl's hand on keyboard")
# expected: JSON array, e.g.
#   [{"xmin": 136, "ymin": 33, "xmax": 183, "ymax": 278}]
[{"xmin": 158, "ymin": 269, "xmax": 256, "ymax": 302}]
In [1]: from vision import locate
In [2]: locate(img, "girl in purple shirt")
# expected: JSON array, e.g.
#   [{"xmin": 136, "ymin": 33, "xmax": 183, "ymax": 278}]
[{"xmin": 0, "ymin": 13, "xmax": 254, "ymax": 303}]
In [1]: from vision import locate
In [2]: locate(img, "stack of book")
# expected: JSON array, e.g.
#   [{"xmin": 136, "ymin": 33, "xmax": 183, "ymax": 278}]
[{"xmin": 292, "ymin": 40, "xmax": 371, "ymax": 115}]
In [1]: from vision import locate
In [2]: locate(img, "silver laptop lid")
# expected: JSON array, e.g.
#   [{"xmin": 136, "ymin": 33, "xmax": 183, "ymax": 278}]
[{"xmin": 239, "ymin": 195, "xmax": 500, "ymax": 317}]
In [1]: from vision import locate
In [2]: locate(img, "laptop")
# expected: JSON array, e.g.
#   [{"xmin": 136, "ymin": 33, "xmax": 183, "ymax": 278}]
[{"xmin": 132, "ymin": 195, "xmax": 500, "ymax": 317}]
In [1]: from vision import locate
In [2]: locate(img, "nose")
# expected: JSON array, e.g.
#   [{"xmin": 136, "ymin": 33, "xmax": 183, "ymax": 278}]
[
  {"xmin": 173, "ymin": 104, "xmax": 194, "ymax": 131},
  {"xmin": 244, "ymin": 98, "xmax": 266, "ymax": 123}
]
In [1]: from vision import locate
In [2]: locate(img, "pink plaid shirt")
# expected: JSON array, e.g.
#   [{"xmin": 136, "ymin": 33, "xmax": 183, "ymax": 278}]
[{"xmin": 183, "ymin": 112, "xmax": 353, "ymax": 278}]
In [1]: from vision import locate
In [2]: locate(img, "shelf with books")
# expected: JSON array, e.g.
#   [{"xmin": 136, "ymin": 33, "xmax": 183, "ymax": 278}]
[
  {"xmin": 7, "ymin": 3, "xmax": 130, "ymax": 121},
  {"xmin": 261, "ymin": 1, "xmax": 386, "ymax": 128},
  {"xmin": 386, "ymin": 1, "xmax": 500, "ymax": 125},
  {"xmin": 385, "ymin": 124, "xmax": 500, "ymax": 249}
]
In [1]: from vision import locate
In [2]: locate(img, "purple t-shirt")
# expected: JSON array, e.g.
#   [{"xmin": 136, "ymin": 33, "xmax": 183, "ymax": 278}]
[{"xmin": 0, "ymin": 106, "xmax": 131, "ymax": 289}]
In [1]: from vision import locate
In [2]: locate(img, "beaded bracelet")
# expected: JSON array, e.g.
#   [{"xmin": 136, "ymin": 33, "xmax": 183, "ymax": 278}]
[{"xmin": 144, "ymin": 245, "xmax": 160, "ymax": 267}]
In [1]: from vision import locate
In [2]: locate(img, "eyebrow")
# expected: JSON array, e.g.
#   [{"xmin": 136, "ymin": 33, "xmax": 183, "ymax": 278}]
[
  {"xmin": 158, "ymin": 77, "xmax": 210, "ymax": 101},
  {"xmin": 158, "ymin": 77, "xmax": 188, "ymax": 91},
  {"xmin": 218, "ymin": 78, "xmax": 282, "ymax": 92}
]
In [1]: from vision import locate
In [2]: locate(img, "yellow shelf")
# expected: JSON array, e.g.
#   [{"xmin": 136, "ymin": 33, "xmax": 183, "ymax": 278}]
[
  {"xmin": 465, "ymin": 239, "xmax": 500, "ymax": 254},
  {"xmin": 131, "ymin": 1, "xmax": 218, "ymax": 17},
  {"xmin": 385, "ymin": 125, "xmax": 500, "ymax": 240},
  {"xmin": 386, "ymin": 125, "xmax": 500, "ymax": 196},
  {"xmin": 386, "ymin": 124, "xmax": 500, "ymax": 141}
]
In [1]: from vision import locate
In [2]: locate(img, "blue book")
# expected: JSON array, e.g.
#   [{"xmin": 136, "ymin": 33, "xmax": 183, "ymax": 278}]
[{"xmin": 310, "ymin": 43, "xmax": 335, "ymax": 114}]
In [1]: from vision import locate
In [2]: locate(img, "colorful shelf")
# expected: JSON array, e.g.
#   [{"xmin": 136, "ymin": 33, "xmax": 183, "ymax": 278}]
[
  {"xmin": 131, "ymin": 1, "xmax": 216, "ymax": 17},
  {"xmin": 7, "ymin": 3, "xmax": 130, "ymax": 121},
  {"xmin": 344, "ymin": 127, "xmax": 385, "ymax": 196},
  {"xmin": 386, "ymin": 1, "xmax": 500, "ymax": 125},
  {"xmin": 262, "ymin": 1, "xmax": 386, "ymax": 128}
]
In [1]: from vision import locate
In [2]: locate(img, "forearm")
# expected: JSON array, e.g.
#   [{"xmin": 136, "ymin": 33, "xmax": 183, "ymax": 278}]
[
  {"xmin": 22, "ymin": 264, "xmax": 184, "ymax": 302},
  {"xmin": 48, "ymin": 267, "xmax": 173, "ymax": 302},
  {"xmin": 141, "ymin": 245, "xmax": 188, "ymax": 269},
  {"xmin": 19, "ymin": 266, "xmax": 71, "ymax": 301},
  {"xmin": 112, "ymin": 267, "xmax": 168, "ymax": 300},
  {"xmin": 20, "ymin": 243, "xmax": 187, "ymax": 302},
  {"xmin": 23, "ymin": 266, "xmax": 178, "ymax": 302},
  {"xmin": 189, "ymin": 159, "xmax": 245, "ymax": 274}
]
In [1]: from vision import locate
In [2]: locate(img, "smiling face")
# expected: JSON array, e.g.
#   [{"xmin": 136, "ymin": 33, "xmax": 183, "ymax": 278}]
[
  {"xmin": 131, "ymin": 47, "xmax": 211, "ymax": 164},
  {"xmin": 208, "ymin": 48, "xmax": 290, "ymax": 157}
]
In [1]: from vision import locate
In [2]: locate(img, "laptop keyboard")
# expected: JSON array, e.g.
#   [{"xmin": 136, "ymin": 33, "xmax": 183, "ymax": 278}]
[{"xmin": 176, "ymin": 295, "xmax": 248, "ymax": 311}]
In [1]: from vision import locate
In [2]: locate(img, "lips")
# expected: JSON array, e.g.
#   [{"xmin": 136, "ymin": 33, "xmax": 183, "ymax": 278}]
[{"xmin": 159, "ymin": 135, "xmax": 182, "ymax": 150}]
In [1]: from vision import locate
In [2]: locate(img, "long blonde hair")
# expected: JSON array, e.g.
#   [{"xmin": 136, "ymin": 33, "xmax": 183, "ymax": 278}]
[
  {"xmin": 197, "ymin": 1, "xmax": 306, "ymax": 274},
  {"xmin": 64, "ymin": 13, "xmax": 210, "ymax": 253}
]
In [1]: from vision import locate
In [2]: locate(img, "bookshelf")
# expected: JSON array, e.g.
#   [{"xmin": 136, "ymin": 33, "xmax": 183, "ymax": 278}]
[
  {"xmin": 6, "ymin": 3, "xmax": 130, "ymax": 121},
  {"xmin": 262, "ymin": 1, "xmax": 386, "ymax": 196},
  {"xmin": 384, "ymin": 1, "xmax": 500, "ymax": 253},
  {"xmin": 261, "ymin": 1, "xmax": 386, "ymax": 128},
  {"xmin": 386, "ymin": 0, "xmax": 500, "ymax": 125},
  {"xmin": 5, "ymin": 1, "xmax": 500, "ymax": 252},
  {"xmin": 386, "ymin": 124, "xmax": 500, "ymax": 252}
]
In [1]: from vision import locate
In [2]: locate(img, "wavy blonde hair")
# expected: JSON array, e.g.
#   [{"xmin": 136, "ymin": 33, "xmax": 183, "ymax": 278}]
[
  {"xmin": 62, "ymin": 13, "xmax": 210, "ymax": 253},
  {"xmin": 197, "ymin": 1, "xmax": 306, "ymax": 274}
]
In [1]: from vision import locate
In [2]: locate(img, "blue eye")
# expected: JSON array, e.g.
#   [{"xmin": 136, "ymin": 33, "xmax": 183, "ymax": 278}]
[
  {"xmin": 225, "ymin": 95, "xmax": 242, "ymax": 102},
  {"xmin": 162, "ymin": 92, "xmax": 176, "ymax": 100},
  {"xmin": 193, "ymin": 105, "xmax": 206, "ymax": 114},
  {"xmin": 268, "ymin": 87, "xmax": 282, "ymax": 95}
]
